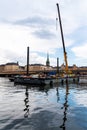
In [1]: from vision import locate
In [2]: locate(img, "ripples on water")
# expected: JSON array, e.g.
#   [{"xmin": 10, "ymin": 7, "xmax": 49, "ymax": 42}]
[{"xmin": 0, "ymin": 77, "xmax": 87, "ymax": 130}]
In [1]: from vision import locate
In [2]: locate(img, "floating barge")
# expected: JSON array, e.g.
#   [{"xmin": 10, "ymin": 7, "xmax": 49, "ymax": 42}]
[
  {"xmin": 10, "ymin": 75, "xmax": 79, "ymax": 86},
  {"xmin": 14, "ymin": 75, "xmax": 58, "ymax": 85},
  {"xmin": 9, "ymin": 74, "xmax": 87, "ymax": 85}
]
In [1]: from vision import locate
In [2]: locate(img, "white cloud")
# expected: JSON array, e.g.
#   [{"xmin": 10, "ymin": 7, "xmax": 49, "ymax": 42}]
[
  {"xmin": 72, "ymin": 43, "xmax": 87, "ymax": 59},
  {"xmin": 0, "ymin": 23, "xmax": 59, "ymax": 65}
]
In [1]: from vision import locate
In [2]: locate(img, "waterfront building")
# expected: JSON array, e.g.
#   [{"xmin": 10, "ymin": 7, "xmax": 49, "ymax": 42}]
[
  {"xmin": 25, "ymin": 64, "xmax": 53, "ymax": 72},
  {"xmin": 0, "ymin": 64, "xmax": 5, "ymax": 72},
  {"xmin": 4, "ymin": 62, "xmax": 19, "ymax": 72}
]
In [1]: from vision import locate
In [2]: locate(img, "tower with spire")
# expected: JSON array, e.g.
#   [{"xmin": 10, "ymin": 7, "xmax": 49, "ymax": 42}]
[{"xmin": 46, "ymin": 53, "xmax": 50, "ymax": 66}]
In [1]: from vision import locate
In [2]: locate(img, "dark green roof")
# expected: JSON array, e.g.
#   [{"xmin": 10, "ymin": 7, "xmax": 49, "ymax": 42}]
[{"xmin": 6, "ymin": 62, "xmax": 18, "ymax": 65}]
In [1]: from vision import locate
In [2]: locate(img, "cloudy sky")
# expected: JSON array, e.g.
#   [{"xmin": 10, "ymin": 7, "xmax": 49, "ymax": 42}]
[{"xmin": 0, "ymin": 0, "xmax": 87, "ymax": 67}]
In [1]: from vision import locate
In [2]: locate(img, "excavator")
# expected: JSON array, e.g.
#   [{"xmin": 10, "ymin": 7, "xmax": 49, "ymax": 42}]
[{"xmin": 56, "ymin": 3, "xmax": 69, "ymax": 75}]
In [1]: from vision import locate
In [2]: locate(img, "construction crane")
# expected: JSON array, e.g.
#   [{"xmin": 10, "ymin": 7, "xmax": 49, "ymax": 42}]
[{"xmin": 56, "ymin": 3, "xmax": 68, "ymax": 74}]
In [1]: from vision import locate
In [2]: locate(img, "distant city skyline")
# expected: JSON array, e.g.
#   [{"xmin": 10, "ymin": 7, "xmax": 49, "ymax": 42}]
[{"xmin": 0, "ymin": 0, "xmax": 87, "ymax": 67}]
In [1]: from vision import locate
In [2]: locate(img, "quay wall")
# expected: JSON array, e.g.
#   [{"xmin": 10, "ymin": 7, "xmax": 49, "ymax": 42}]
[{"xmin": 0, "ymin": 69, "xmax": 87, "ymax": 77}]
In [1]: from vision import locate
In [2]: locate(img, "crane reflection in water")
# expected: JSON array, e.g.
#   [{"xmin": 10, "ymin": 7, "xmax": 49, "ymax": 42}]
[
  {"xmin": 24, "ymin": 86, "xmax": 29, "ymax": 118},
  {"xmin": 60, "ymin": 82, "xmax": 69, "ymax": 130},
  {"xmin": 56, "ymin": 86, "xmax": 60, "ymax": 102}
]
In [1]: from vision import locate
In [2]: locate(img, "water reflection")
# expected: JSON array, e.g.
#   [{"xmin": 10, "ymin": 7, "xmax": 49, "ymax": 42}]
[
  {"xmin": 24, "ymin": 86, "xmax": 29, "ymax": 118},
  {"xmin": 60, "ymin": 82, "xmax": 69, "ymax": 130},
  {"xmin": 38, "ymin": 84, "xmax": 53, "ymax": 95},
  {"xmin": 1, "ymin": 77, "xmax": 87, "ymax": 130},
  {"xmin": 56, "ymin": 87, "xmax": 60, "ymax": 102}
]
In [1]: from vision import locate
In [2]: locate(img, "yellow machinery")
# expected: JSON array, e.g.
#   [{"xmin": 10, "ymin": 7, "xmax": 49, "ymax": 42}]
[{"xmin": 56, "ymin": 3, "xmax": 68, "ymax": 74}]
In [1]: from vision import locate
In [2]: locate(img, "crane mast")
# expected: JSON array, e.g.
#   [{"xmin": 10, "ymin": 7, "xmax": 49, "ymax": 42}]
[{"xmin": 56, "ymin": 3, "xmax": 68, "ymax": 74}]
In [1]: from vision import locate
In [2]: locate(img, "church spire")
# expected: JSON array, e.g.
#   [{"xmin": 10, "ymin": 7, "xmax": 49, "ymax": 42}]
[{"xmin": 46, "ymin": 53, "xmax": 50, "ymax": 66}]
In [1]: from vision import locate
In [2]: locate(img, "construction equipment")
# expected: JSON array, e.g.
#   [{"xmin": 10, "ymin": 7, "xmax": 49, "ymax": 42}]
[{"xmin": 56, "ymin": 3, "xmax": 68, "ymax": 74}]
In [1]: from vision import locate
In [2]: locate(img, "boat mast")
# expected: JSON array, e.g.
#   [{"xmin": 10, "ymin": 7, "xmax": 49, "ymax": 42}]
[
  {"xmin": 27, "ymin": 46, "xmax": 29, "ymax": 75},
  {"xmin": 56, "ymin": 3, "xmax": 68, "ymax": 74}
]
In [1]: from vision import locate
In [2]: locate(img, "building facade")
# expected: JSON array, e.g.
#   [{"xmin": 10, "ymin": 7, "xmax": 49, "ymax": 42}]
[
  {"xmin": 25, "ymin": 64, "xmax": 52, "ymax": 72},
  {"xmin": 4, "ymin": 62, "xmax": 19, "ymax": 72},
  {"xmin": 0, "ymin": 64, "xmax": 5, "ymax": 72}
]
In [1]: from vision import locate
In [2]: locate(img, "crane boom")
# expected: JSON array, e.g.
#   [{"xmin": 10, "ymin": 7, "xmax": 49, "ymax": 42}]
[{"xmin": 56, "ymin": 3, "xmax": 68, "ymax": 74}]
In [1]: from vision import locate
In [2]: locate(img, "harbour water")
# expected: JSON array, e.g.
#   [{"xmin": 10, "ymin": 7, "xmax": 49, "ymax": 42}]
[{"xmin": 0, "ymin": 77, "xmax": 87, "ymax": 130}]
